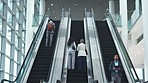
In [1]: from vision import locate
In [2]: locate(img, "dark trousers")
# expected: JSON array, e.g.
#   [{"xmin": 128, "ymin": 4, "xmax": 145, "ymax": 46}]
[{"xmin": 78, "ymin": 56, "xmax": 86, "ymax": 70}]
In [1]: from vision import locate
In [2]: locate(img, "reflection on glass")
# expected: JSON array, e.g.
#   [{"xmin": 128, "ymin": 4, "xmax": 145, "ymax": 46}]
[
  {"xmin": 6, "ymin": 25, "xmax": 12, "ymax": 41},
  {"xmin": 8, "ymin": 0, "xmax": 13, "ymax": 10},
  {"xmin": 0, "ymin": 1, "xmax": 3, "ymax": 14},
  {"xmin": 6, "ymin": 42, "xmax": 11, "ymax": 57},
  {"xmin": 5, "ymin": 57, "xmax": 10, "ymax": 73},
  {"xmin": 7, "ymin": 10, "xmax": 12, "ymax": 25},
  {"xmin": 0, "ymin": 18, "xmax": 2, "ymax": 33}
]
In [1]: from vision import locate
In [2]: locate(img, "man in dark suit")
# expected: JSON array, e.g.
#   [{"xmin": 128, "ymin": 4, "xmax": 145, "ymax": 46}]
[{"xmin": 109, "ymin": 54, "xmax": 122, "ymax": 83}]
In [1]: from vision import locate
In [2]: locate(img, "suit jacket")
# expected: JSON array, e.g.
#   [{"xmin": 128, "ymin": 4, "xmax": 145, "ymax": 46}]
[{"xmin": 109, "ymin": 60, "xmax": 123, "ymax": 77}]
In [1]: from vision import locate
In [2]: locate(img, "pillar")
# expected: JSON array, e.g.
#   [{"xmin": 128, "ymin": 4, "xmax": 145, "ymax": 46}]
[
  {"xmin": 109, "ymin": 0, "xmax": 115, "ymax": 17},
  {"xmin": 141, "ymin": 0, "xmax": 148, "ymax": 81},
  {"xmin": 119, "ymin": 0, "xmax": 128, "ymax": 49}
]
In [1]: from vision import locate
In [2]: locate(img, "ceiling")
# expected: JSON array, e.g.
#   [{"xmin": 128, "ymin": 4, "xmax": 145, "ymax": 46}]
[{"xmin": 45, "ymin": 0, "xmax": 135, "ymax": 21}]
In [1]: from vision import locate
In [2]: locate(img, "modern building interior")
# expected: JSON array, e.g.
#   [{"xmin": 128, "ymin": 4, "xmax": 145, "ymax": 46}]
[{"xmin": 0, "ymin": 0, "xmax": 148, "ymax": 83}]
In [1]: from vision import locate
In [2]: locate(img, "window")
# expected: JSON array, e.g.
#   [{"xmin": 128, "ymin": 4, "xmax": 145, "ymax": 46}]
[
  {"xmin": 5, "ymin": 57, "xmax": 10, "ymax": 73},
  {"xmin": 14, "ymin": 49, "xmax": 18, "ymax": 62},
  {"xmin": 16, "ymin": 8, "xmax": 19, "ymax": 20},
  {"xmin": 7, "ymin": 10, "xmax": 12, "ymax": 26},
  {"xmin": 6, "ymin": 25, "xmax": 12, "ymax": 41},
  {"xmin": 0, "ymin": 0, "xmax": 3, "ymax": 14},
  {"xmin": 8, "ymin": 0, "xmax": 13, "ymax": 10},
  {"xmin": 15, "ymin": 22, "xmax": 19, "ymax": 34},
  {"xmin": 15, "ymin": 34, "xmax": 19, "ymax": 47},
  {"xmin": 0, "ymin": 18, "xmax": 2, "ymax": 33},
  {"xmin": 5, "ymin": 41, "xmax": 11, "ymax": 57}
]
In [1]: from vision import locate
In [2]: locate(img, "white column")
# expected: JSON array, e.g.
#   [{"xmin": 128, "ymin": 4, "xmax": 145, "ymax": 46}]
[
  {"xmin": 39, "ymin": 0, "xmax": 45, "ymax": 23},
  {"xmin": 109, "ymin": 0, "xmax": 115, "ymax": 17},
  {"xmin": 25, "ymin": 0, "xmax": 35, "ymax": 54},
  {"xmin": 142, "ymin": 0, "xmax": 148, "ymax": 81},
  {"xmin": 119, "ymin": 0, "xmax": 128, "ymax": 49}
]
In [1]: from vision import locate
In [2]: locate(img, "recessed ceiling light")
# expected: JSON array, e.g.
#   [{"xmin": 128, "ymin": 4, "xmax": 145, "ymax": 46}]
[
  {"xmin": 74, "ymin": 3, "xmax": 77, "ymax": 6},
  {"xmin": 53, "ymin": 11, "xmax": 55, "ymax": 13},
  {"xmin": 55, "ymin": 17, "xmax": 57, "ymax": 18},
  {"xmin": 51, "ymin": 4, "xmax": 53, "ymax": 6}
]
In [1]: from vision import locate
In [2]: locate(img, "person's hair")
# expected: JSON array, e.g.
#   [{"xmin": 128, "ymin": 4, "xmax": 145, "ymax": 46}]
[
  {"xmin": 67, "ymin": 36, "xmax": 74, "ymax": 47},
  {"xmin": 48, "ymin": 19, "xmax": 53, "ymax": 22},
  {"xmin": 80, "ymin": 39, "xmax": 84, "ymax": 43}
]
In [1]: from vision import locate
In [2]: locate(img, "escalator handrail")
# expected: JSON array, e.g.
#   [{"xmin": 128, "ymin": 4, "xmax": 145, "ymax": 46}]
[
  {"xmin": 1, "ymin": 10, "xmax": 49, "ymax": 83},
  {"xmin": 84, "ymin": 9, "xmax": 107, "ymax": 83},
  {"xmin": 90, "ymin": 9, "xmax": 108, "ymax": 83},
  {"xmin": 105, "ymin": 9, "xmax": 141, "ymax": 83},
  {"xmin": 84, "ymin": 9, "xmax": 94, "ymax": 83},
  {"xmin": 59, "ymin": 8, "xmax": 71, "ymax": 83}
]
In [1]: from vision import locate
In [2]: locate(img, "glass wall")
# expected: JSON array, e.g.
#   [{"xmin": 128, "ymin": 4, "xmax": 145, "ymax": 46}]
[{"xmin": 0, "ymin": 0, "xmax": 27, "ymax": 81}]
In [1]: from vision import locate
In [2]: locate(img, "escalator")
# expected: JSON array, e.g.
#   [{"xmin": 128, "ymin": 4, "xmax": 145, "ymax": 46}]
[
  {"xmin": 27, "ymin": 21, "xmax": 60, "ymax": 83},
  {"xmin": 95, "ymin": 21, "xmax": 128, "ymax": 82},
  {"xmin": 66, "ymin": 21, "xmax": 88, "ymax": 83}
]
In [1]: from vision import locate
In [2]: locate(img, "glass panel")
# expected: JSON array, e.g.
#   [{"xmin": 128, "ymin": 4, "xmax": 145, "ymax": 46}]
[
  {"xmin": 22, "ymin": 43, "xmax": 25, "ymax": 54},
  {"xmin": 0, "ymin": 0, "xmax": 3, "ymax": 14},
  {"xmin": 23, "ymin": 20, "xmax": 26, "ymax": 29},
  {"xmin": 0, "ymin": 18, "xmax": 2, "ymax": 33},
  {"xmin": 8, "ymin": 0, "xmax": 13, "ymax": 10},
  {"xmin": 21, "ymin": 56, "xmax": 23, "ymax": 65},
  {"xmin": 23, "ymin": 7, "xmax": 26, "ymax": 17},
  {"xmin": 16, "ymin": 8, "xmax": 19, "ymax": 20},
  {"xmin": 15, "ymin": 22, "xmax": 19, "ymax": 34},
  {"xmin": 7, "ymin": 10, "xmax": 12, "ymax": 26},
  {"xmin": 14, "ymin": 49, "xmax": 18, "ymax": 61},
  {"xmin": 22, "ymin": 31, "xmax": 25, "ymax": 41},
  {"xmin": 14, "ymin": 62, "xmax": 17, "ymax": 77},
  {"xmin": 0, "ymin": 36, "xmax": 1, "ymax": 51},
  {"xmin": 6, "ymin": 41, "xmax": 11, "ymax": 57},
  {"xmin": 4, "ymin": 73, "xmax": 9, "ymax": 80},
  {"xmin": 16, "ymin": 0, "xmax": 20, "ymax": 7},
  {"xmin": 5, "ymin": 57, "xmax": 10, "ymax": 73},
  {"xmin": 15, "ymin": 34, "xmax": 19, "ymax": 47},
  {"xmin": 6, "ymin": 25, "xmax": 12, "ymax": 41}
]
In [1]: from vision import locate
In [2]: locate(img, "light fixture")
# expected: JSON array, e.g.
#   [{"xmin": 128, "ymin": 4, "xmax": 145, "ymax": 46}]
[
  {"xmin": 51, "ymin": 4, "xmax": 53, "ymax": 6},
  {"xmin": 74, "ymin": 3, "xmax": 77, "ymax": 6}
]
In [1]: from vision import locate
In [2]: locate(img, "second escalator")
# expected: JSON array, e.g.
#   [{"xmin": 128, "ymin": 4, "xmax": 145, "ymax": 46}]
[{"xmin": 96, "ymin": 21, "xmax": 128, "ymax": 82}]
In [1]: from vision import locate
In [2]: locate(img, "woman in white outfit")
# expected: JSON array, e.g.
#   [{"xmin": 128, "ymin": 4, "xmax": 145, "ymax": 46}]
[
  {"xmin": 77, "ymin": 39, "xmax": 87, "ymax": 70},
  {"xmin": 67, "ymin": 36, "xmax": 76, "ymax": 69}
]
